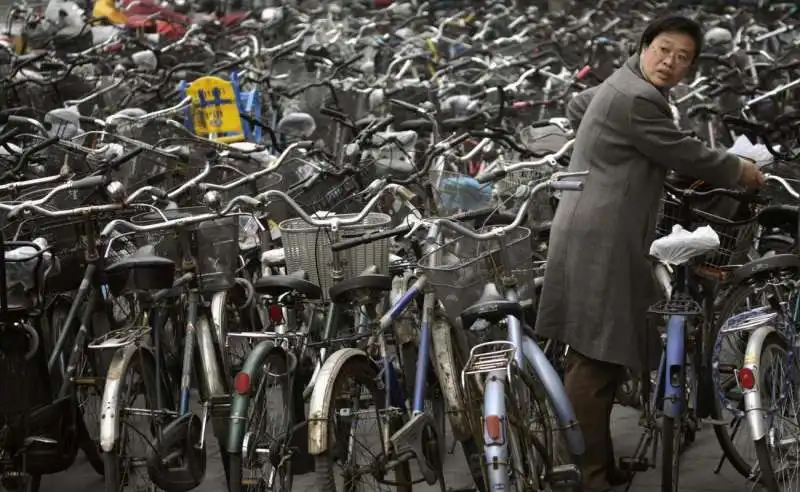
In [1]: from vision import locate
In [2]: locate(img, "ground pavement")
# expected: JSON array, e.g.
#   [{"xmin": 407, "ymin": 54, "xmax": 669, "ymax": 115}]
[{"xmin": 35, "ymin": 405, "xmax": 763, "ymax": 492}]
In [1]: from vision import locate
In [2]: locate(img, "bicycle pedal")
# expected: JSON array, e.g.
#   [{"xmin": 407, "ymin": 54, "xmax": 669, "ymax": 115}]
[
  {"xmin": 390, "ymin": 413, "xmax": 439, "ymax": 485},
  {"xmin": 545, "ymin": 464, "xmax": 581, "ymax": 489},
  {"xmin": 461, "ymin": 341, "xmax": 517, "ymax": 382},
  {"xmin": 619, "ymin": 457, "xmax": 649, "ymax": 472}
]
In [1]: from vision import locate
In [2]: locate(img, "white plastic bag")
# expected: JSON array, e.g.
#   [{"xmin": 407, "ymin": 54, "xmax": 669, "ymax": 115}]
[
  {"xmin": 729, "ymin": 134, "xmax": 774, "ymax": 168},
  {"xmin": 649, "ymin": 224, "xmax": 720, "ymax": 265}
]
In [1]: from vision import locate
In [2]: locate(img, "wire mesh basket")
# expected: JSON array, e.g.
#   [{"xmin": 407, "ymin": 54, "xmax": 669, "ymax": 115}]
[
  {"xmin": 130, "ymin": 207, "xmax": 240, "ymax": 292},
  {"xmin": 418, "ymin": 226, "xmax": 535, "ymax": 327},
  {"xmin": 656, "ymin": 190, "xmax": 758, "ymax": 272},
  {"xmin": 288, "ymin": 173, "xmax": 363, "ymax": 216},
  {"xmin": 5, "ymin": 215, "xmax": 95, "ymax": 293},
  {"xmin": 280, "ymin": 213, "xmax": 392, "ymax": 300}
]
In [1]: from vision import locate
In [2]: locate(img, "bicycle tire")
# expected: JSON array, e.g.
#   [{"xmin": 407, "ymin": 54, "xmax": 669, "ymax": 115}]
[
  {"xmin": 46, "ymin": 303, "xmax": 105, "ymax": 476},
  {"xmin": 102, "ymin": 349, "xmax": 168, "ymax": 492},
  {"xmin": 313, "ymin": 355, "xmax": 412, "ymax": 492},
  {"xmin": 709, "ymin": 279, "xmax": 791, "ymax": 479},
  {"xmin": 751, "ymin": 334, "xmax": 790, "ymax": 492},
  {"xmin": 231, "ymin": 349, "xmax": 294, "ymax": 492}
]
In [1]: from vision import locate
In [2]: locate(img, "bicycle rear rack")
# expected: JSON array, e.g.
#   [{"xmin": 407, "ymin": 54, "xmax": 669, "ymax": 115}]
[{"xmin": 461, "ymin": 341, "xmax": 517, "ymax": 387}]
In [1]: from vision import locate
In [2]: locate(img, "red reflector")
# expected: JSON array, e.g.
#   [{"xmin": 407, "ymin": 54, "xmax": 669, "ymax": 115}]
[
  {"xmin": 737, "ymin": 367, "xmax": 756, "ymax": 390},
  {"xmin": 234, "ymin": 372, "xmax": 250, "ymax": 394},
  {"xmin": 576, "ymin": 65, "xmax": 592, "ymax": 80},
  {"xmin": 268, "ymin": 305, "xmax": 283, "ymax": 323}
]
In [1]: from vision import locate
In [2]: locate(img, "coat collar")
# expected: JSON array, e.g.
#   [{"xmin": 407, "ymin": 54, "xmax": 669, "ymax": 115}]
[{"xmin": 624, "ymin": 54, "xmax": 671, "ymax": 98}]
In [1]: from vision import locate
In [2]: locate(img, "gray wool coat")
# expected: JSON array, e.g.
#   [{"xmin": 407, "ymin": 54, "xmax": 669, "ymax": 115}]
[{"xmin": 535, "ymin": 55, "xmax": 743, "ymax": 371}]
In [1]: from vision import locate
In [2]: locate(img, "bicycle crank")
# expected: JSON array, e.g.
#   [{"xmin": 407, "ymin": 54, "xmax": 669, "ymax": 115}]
[{"xmin": 390, "ymin": 412, "xmax": 441, "ymax": 485}]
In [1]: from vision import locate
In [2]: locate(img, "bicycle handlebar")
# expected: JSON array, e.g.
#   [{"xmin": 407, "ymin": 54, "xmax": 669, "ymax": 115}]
[
  {"xmin": 99, "ymin": 183, "xmax": 415, "ymax": 238},
  {"xmin": 424, "ymin": 171, "xmax": 587, "ymax": 241},
  {"xmin": 475, "ymin": 139, "xmax": 575, "ymax": 183}
]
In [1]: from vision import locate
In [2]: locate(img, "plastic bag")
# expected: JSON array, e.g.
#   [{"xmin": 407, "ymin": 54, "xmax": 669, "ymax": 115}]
[
  {"xmin": 6, "ymin": 237, "xmax": 57, "ymax": 291},
  {"xmin": 649, "ymin": 224, "xmax": 720, "ymax": 265}
]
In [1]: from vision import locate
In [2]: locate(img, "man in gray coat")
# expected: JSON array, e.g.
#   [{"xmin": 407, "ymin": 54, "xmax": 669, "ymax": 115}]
[{"xmin": 535, "ymin": 15, "xmax": 764, "ymax": 492}]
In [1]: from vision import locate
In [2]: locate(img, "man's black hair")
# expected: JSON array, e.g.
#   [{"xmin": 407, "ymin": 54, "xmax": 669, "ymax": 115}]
[{"xmin": 639, "ymin": 15, "xmax": 704, "ymax": 61}]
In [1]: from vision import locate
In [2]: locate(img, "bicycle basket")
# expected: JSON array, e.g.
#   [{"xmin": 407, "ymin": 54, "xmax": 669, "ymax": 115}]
[
  {"xmin": 280, "ymin": 213, "xmax": 392, "ymax": 300},
  {"xmin": 418, "ymin": 226, "xmax": 534, "ymax": 328},
  {"xmin": 5, "ymin": 216, "xmax": 92, "ymax": 293},
  {"xmin": 288, "ymin": 173, "xmax": 363, "ymax": 216},
  {"xmin": 131, "ymin": 207, "xmax": 240, "ymax": 292},
  {"xmin": 656, "ymin": 187, "xmax": 758, "ymax": 272}
]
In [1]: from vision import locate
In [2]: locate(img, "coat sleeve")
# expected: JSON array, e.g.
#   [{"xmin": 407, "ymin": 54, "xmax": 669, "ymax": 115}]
[
  {"xmin": 566, "ymin": 87, "xmax": 599, "ymax": 130},
  {"xmin": 628, "ymin": 95, "xmax": 742, "ymax": 187}
]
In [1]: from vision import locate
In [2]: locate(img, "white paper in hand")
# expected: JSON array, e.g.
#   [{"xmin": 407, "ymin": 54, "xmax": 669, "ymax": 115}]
[
  {"xmin": 649, "ymin": 225, "xmax": 720, "ymax": 265},
  {"xmin": 729, "ymin": 135, "xmax": 774, "ymax": 167}
]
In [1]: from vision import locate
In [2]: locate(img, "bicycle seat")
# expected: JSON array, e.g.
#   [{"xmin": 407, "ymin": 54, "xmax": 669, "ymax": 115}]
[
  {"xmin": 254, "ymin": 270, "xmax": 322, "ymax": 300},
  {"xmin": 460, "ymin": 283, "xmax": 522, "ymax": 327},
  {"xmin": 276, "ymin": 112, "xmax": 316, "ymax": 138},
  {"xmin": 758, "ymin": 204, "xmax": 798, "ymax": 229},
  {"xmin": 731, "ymin": 254, "xmax": 800, "ymax": 284},
  {"xmin": 328, "ymin": 266, "xmax": 392, "ymax": 304},
  {"xmin": 104, "ymin": 245, "xmax": 176, "ymax": 296}
]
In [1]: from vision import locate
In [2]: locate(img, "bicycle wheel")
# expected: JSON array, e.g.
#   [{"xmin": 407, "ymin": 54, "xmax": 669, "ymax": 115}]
[
  {"xmin": 506, "ymin": 366, "xmax": 571, "ymax": 491},
  {"xmin": 233, "ymin": 350, "xmax": 294, "ymax": 492},
  {"xmin": 313, "ymin": 354, "xmax": 412, "ymax": 492},
  {"xmin": 710, "ymin": 278, "xmax": 791, "ymax": 479},
  {"xmin": 752, "ymin": 334, "xmax": 800, "ymax": 492},
  {"xmin": 46, "ymin": 302, "xmax": 105, "ymax": 476},
  {"xmin": 102, "ymin": 348, "xmax": 169, "ymax": 492}
]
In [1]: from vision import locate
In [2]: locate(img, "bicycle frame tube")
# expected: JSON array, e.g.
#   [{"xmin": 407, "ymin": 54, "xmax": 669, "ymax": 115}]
[
  {"xmin": 47, "ymin": 263, "xmax": 97, "ymax": 373},
  {"xmin": 377, "ymin": 276, "xmax": 428, "ymax": 413},
  {"xmin": 57, "ymin": 287, "xmax": 99, "ymax": 399},
  {"xmin": 664, "ymin": 314, "xmax": 687, "ymax": 418},
  {"xmin": 180, "ymin": 290, "xmax": 200, "ymax": 415}
]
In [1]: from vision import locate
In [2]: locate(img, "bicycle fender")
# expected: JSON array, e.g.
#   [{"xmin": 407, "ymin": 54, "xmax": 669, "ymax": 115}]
[
  {"xmin": 742, "ymin": 325, "xmax": 777, "ymax": 442},
  {"xmin": 522, "ymin": 337, "xmax": 586, "ymax": 457},
  {"xmin": 226, "ymin": 340, "xmax": 280, "ymax": 454},
  {"xmin": 196, "ymin": 312, "xmax": 227, "ymax": 399},
  {"xmin": 431, "ymin": 316, "xmax": 471, "ymax": 441},
  {"xmin": 99, "ymin": 344, "xmax": 158, "ymax": 453},
  {"xmin": 307, "ymin": 348, "xmax": 376, "ymax": 455}
]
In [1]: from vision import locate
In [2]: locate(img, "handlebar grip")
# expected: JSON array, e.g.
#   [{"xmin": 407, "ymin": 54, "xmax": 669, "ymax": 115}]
[
  {"xmin": 28, "ymin": 137, "xmax": 60, "ymax": 154},
  {"xmin": 107, "ymin": 146, "xmax": 145, "ymax": 170},
  {"xmin": 70, "ymin": 175, "xmax": 107, "ymax": 190},
  {"xmin": 551, "ymin": 180, "xmax": 584, "ymax": 191},
  {"xmin": 330, "ymin": 224, "xmax": 412, "ymax": 252},
  {"xmin": 17, "ymin": 136, "xmax": 59, "ymax": 169},
  {"xmin": 528, "ymin": 119, "xmax": 557, "ymax": 128},
  {"xmin": 320, "ymin": 106, "xmax": 348, "ymax": 120},
  {"xmin": 476, "ymin": 168, "xmax": 507, "ymax": 184},
  {"xmin": 707, "ymin": 84, "xmax": 731, "ymax": 98},
  {"xmin": 0, "ymin": 127, "xmax": 22, "ymax": 147}
]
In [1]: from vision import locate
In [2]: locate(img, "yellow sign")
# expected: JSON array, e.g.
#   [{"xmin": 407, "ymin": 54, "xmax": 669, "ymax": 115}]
[
  {"xmin": 185, "ymin": 76, "xmax": 244, "ymax": 143},
  {"xmin": 92, "ymin": 0, "xmax": 127, "ymax": 24}
]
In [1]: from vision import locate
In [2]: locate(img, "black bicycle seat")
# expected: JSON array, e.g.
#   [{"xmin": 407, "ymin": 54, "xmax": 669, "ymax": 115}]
[
  {"xmin": 328, "ymin": 266, "xmax": 392, "ymax": 304},
  {"xmin": 104, "ymin": 246, "xmax": 176, "ymax": 296},
  {"xmin": 758, "ymin": 204, "xmax": 799, "ymax": 229},
  {"xmin": 460, "ymin": 283, "xmax": 522, "ymax": 327},
  {"xmin": 731, "ymin": 254, "xmax": 800, "ymax": 284},
  {"xmin": 253, "ymin": 270, "xmax": 322, "ymax": 300}
]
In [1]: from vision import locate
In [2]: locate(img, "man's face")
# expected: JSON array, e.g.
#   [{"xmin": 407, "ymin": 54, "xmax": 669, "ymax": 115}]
[{"xmin": 641, "ymin": 31, "xmax": 696, "ymax": 88}]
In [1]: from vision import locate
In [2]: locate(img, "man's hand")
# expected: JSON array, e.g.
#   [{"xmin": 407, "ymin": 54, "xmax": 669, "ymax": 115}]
[{"xmin": 738, "ymin": 158, "xmax": 765, "ymax": 189}]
